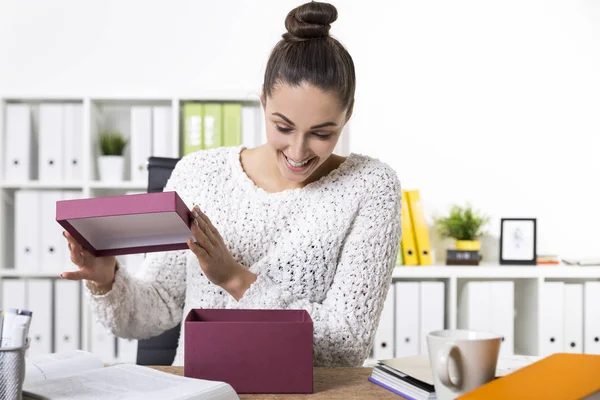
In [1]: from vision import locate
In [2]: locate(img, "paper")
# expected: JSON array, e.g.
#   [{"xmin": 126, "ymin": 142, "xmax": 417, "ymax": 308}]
[{"xmin": 380, "ymin": 354, "xmax": 543, "ymax": 385}]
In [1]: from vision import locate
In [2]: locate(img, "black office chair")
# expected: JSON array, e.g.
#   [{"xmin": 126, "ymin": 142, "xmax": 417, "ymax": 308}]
[{"xmin": 136, "ymin": 156, "xmax": 182, "ymax": 366}]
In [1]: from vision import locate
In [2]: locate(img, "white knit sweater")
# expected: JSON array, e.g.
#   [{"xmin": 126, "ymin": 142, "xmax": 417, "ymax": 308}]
[{"xmin": 86, "ymin": 146, "xmax": 402, "ymax": 367}]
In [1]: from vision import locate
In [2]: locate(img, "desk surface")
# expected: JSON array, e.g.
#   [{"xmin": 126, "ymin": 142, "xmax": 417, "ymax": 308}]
[{"xmin": 150, "ymin": 367, "xmax": 403, "ymax": 400}]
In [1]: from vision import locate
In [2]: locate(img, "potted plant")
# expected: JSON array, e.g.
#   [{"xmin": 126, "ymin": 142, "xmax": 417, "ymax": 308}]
[
  {"xmin": 98, "ymin": 131, "xmax": 128, "ymax": 181},
  {"xmin": 434, "ymin": 204, "xmax": 490, "ymax": 251}
]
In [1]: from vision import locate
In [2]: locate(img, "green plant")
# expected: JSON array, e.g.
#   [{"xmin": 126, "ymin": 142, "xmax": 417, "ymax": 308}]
[
  {"xmin": 99, "ymin": 131, "xmax": 128, "ymax": 156},
  {"xmin": 434, "ymin": 204, "xmax": 490, "ymax": 241}
]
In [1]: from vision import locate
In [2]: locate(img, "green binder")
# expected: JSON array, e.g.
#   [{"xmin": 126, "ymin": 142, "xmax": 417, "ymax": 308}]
[
  {"xmin": 203, "ymin": 103, "xmax": 223, "ymax": 149},
  {"xmin": 223, "ymin": 103, "xmax": 242, "ymax": 147},
  {"xmin": 183, "ymin": 103, "xmax": 204, "ymax": 155}
]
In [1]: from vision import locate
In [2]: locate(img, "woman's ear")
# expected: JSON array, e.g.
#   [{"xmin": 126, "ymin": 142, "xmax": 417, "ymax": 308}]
[{"xmin": 345, "ymin": 98, "xmax": 354, "ymax": 122}]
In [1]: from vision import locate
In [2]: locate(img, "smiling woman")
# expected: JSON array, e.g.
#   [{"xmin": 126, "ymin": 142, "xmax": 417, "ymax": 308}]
[{"xmin": 64, "ymin": 1, "xmax": 403, "ymax": 368}]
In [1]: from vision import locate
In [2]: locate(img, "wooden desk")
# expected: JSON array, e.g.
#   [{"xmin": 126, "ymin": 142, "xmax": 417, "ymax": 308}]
[{"xmin": 150, "ymin": 367, "xmax": 403, "ymax": 400}]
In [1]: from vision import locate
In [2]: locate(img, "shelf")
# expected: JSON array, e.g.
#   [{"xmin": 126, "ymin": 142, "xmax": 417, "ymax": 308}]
[
  {"xmin": 0, "ymin": 181, "xmax": 85, "ymax": 189},
  {"xmin": 392, "ymin": 265, "xmax": 600, "ymax": 279},
  {"xmin": 88, "ymin": 181, "xmax": 148, "ymax": 190},
  {"xmin": 0, "ymin": 269, "xmax": 62, "ymax": 278}
]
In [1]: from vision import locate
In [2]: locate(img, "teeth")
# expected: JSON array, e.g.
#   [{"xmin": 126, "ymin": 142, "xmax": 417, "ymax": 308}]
[{"xmin": 286, "ymin": 155, "xmax": 310, "ymax": 167}]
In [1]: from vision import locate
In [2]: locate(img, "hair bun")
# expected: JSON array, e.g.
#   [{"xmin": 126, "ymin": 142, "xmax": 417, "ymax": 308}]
[{"xmin": 284, "ymin": 1, "xmax": 338, "ymax": 42}]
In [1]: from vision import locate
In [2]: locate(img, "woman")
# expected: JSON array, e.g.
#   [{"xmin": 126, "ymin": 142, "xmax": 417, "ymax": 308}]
[{"xmin": 62, "ymin": 1, "xmax": 402, "ymax": 367}]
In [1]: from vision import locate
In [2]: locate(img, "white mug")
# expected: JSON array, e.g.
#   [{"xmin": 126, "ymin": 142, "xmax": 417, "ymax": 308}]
[{"xmin": 426, "ymin": 330, "xmax": 502, "ymax": 400}]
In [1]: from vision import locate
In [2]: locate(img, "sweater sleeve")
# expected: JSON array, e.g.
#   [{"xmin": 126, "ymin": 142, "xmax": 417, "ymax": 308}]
[
  {"xmin": 84, "ymin": 154, "xmax": 195, "ymax": 339},
  {"xmin": 236, "ymin": 168, "xmax": 402, "ymax": 367}
]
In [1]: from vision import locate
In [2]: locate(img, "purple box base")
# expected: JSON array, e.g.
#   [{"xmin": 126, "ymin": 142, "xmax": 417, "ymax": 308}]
[{"xmin": 184, "ymin": 309, "xmax": 314, "ymax": 394}]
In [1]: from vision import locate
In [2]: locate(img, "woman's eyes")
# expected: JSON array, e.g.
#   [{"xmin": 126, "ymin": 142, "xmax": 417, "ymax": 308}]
[{"xmin": 274, "ymin": 124, "xmax": 331, "ymax": 139}]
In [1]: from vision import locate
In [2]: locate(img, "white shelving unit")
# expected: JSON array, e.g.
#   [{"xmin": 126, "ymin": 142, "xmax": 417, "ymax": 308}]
[{"xmin": 363, "ymin": 264, "xmax": 600, "ymax": 367}]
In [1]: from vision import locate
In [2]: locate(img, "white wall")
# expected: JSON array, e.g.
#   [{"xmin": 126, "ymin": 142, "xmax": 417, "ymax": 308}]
[{"xmin": 1, "ymin": 0, "xmax": 599, "ymax": 259}]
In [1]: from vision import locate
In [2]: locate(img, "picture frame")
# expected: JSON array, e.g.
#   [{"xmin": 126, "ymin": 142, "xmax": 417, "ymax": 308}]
[{"xmin": 499, "ymin": 218, "xmax": 537, "ymax": 265}]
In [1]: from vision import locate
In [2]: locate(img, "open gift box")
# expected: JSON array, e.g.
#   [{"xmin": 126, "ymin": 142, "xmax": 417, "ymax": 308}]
[
  {"xmin": 56, "ymin": 191, "xmax": 193, "ymax": 256},
  {"xmin": 184, "ymin": 309, "xmax": 314, "ymax": 394}
]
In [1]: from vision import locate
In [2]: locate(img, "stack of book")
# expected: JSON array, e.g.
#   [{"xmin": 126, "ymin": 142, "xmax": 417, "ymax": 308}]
[
  {"xmin": 368, "ymin": 356, "xmax": 436, "ymax": 400},
  {"xmin": 446, "ymin": 249, "xmax": 481, "ymax": 266},
  {"xmin": 536, "ymin": 254, "xmax": 560, "ymax": 265}
]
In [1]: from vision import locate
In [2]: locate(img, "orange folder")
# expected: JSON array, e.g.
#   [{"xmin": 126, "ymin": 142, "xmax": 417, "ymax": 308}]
[{"xmin": 459, "ymin": 353, "xmax": 600, "ymax": 400}]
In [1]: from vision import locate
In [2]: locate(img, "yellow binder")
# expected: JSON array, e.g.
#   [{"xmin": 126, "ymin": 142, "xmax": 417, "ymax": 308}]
[
  {"xmin": 405, "ymin": 189, "xmax": 432, "ymax": 265},
  {"xmin": 400, "ymin": 192, "xmax": 419, "ymax": 266}
]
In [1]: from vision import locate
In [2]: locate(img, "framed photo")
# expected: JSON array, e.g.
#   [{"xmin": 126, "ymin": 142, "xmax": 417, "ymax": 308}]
[{"xmin": 500, "ymin": 218, "xmax": 537, "ymax": 265}]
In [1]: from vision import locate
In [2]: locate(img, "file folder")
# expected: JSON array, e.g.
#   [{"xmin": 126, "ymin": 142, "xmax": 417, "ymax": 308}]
[
  {"xmin": 63, "ymin": 103, "xmax": 83, "ymax": 181},
  {"xmin": 4, "ymin": 103, "xmax": 33, "ymax": 180},
  {"xmin": 374, "ymin": 284, "xmax": 395, "ymax": 360},
  {"xmin": 542, "ymin": 282, "xmax": 565, "ymax": 356},
  {"xmin": 564, "ymin": 283, "xmax": 583, "ymax": 354},
  {"xmin": 203, "ymin": 103, "xmax": 223, "ymax": 149},
  {"xmin": 183, "ymin": 103, "xmax": 203, "ymax": 155},
  {"xmin": 15, "ymin": 190, "xmax": 41, "ymax": 271},
  {"xmin": 491, "ymin": 281, "xmax": 515, "ymax": 356},
  {"xmin": 39, "ymin": 104, "xmax": 64, "ymax": 182},
  {"xmin": 40, "ymin": 190, "xmax": 65, "ymax": 273},
  {"xmin": 27, "ymin": 279, "xmax": 53, "ymax": 357},
  {"xmin": 394, "ymin": 281, "xmax": 420, "ymax": 357},
  {"xmin": 419, "ymin": 281, "xmax": 445, "ymax": 354},
  {"xmin": 405, "ymin": 190, "xmax": 432, "ymax": 265},
  {"xmin": 117, "ymin": 337, "xmax": 138, "ymax": 364},
  {"xmin": 584, "ymin": 281, "xmax": 600, "ymax": 354},
  {"xmin": 1, "ymin": 279, "xmax": 27, "ymax": 311},
  {"xmin": 458, "ymin": 281, "xmax": 492, "ymax": 332},
  {"xmin": 400, "ymin": 193, "xmax": 418, "ymax": 265},
  {"xmin": 54, "ymin": 279, "xmax": 81, "ymax": 352},
  {"xmin": 242, "ymin": 105, "xmax": 261, "ymax": 148},
  {"xmin": 130, "ymin": 106, "xmax": 153, "ymax": 182},
  {"xmin": 458, "ymin": 353, "xmax": 600, "ymax": 400},
  {"xmin": 152, "ymin": 106, "xmax": 173, "ymax": 158},
  {"xmin": 223, "ymin": 103, "xmax": 242, "ymax": 147}
]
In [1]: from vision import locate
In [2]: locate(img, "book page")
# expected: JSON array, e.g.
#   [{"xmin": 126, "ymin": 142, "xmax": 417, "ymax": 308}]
[
  {"xmin": 25, "ymin": 350, "xmax": 105, "ymax": 384},
  {"xmin": 23, "ymin": 364, "xmax": 239, "ymax": 400},
  {"xmin": 495, "ymin": 355, "xmax": 542, "ymax": 377}
]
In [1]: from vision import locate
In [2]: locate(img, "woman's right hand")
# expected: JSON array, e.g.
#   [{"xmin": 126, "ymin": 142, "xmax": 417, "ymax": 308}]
[{"xmin": 61, "ymin": 231, "xmax": 117, "ymax": 290}]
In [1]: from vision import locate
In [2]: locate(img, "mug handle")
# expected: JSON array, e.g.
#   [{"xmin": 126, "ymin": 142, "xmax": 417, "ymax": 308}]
[{"xmin": 436, "ymin": 342, "xmax": 462, "ymax": 390}]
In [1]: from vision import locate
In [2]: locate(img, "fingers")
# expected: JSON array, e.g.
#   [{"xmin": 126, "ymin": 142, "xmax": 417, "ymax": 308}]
[
  {"xmin": 192, "ymin": 206, "xmax": 218, "ymax": 247},
  {"xmin": 187, "ymin": 237, "xmax": 209, "ymax": 260},
  {"xmin": 63, "ymin": 231, "xmax": 88, "ymax": 267},
  {"xmin": 192, "ymin": 206, "xmax": 221, "ymax": 245},
  {"xmin": 60, "ymin": 269, "xmax": 90, "ymax": 281}
]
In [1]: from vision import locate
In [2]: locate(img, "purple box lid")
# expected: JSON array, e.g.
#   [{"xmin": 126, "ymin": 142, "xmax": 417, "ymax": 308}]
[
  {"xmin": 56, "ymin": 191, "xmax": 193, "ymax": 256},
  {"xmin": 184, "ymin": 309, "xmax": 314, "ymax": 394}
]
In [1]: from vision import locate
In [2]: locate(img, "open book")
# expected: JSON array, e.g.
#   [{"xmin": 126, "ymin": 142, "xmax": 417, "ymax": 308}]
[{"xmin": 23, "ymin": 350, "xmax": 239, "ymax": 400}]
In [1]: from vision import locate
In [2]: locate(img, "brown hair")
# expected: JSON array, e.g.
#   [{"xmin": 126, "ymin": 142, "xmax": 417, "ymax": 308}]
[{"xmin": 263, "ymin": 1, "xmax": 356, "ymax": 117}]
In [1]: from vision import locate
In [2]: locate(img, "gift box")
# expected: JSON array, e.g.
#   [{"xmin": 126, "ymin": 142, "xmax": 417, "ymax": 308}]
[
  {"xmin": 56, "ymin": 191, "xmax": 193, "ymax": 256},
  {"xmin": 184, "ymin": 309, "xmax": 313, "ymax": 394}
]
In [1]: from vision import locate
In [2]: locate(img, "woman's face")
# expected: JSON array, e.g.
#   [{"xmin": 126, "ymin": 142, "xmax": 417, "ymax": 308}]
[{"xmin": 263, "ymin": 82, "xmax": 348, "ymax": 184}]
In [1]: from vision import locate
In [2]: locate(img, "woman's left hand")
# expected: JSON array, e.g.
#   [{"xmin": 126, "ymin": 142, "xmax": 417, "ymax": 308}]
[{"xmin": 187, "ymin": 205, "xmax": 256, "ymax": 300}]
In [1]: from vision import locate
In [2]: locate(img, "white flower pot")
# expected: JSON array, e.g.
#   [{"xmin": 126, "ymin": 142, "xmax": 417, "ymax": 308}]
[{"xmin": 98, "ymin": 155, "xmax": 125, "ymax": 181}]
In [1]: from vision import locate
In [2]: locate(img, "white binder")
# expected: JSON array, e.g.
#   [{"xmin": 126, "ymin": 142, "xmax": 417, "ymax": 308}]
[
  {"xmin": 15, "ymin": 190, "xmax": 41, "ymax": 272},
  {"xmin": 60, "ymin": 191, "xmax": 83, "ymax": 271},
  {"xmin": 152, "ymin": 106, "xmax": 173, "ymax": 157},
  {"xmin": 1, "ymin": 279, "xmax": 27, "ymax": 310},
  {"xmin": 38, "ymin": 104, "xmax": 64, "ymax": 182},
  {"xmin": 373, "ymin": 284, "xmax": 395, "ymax": 360},
  {"xmin": 117, "ymin": 337, "xmax": 138, "ymax": 364},
  {"xmin": 4, "ymin": 104, "xmax": 32, "ymax": 180},
  {"xmin": 130, "ymin": 106, "xmax": 152, "ymax": 182},
  {"xmin": 584, "ymin": 281, "xmax": 600, "ymax": 354},
  {"xmin": 90, "ymin": 319, "xmax": 117, "ymax": 364},
  {"xmin": 40, "ymin": 190, "xmax": 64, "ymax": 273},
  {"xmin": 54, "ymin": 279, "xmax": 81, "ymax": 353},
  {"xmin": 27, "ymin": 279, "xmax": 53, "ymax": 357},
  {"xmin": 458, "ymin": 281, "xmax": 491, "ymax": 332},
  {"xmin": 63, "ymin": 103, "xmax": 83, "ymax": 181},
  {"xmin": 242, "ymin": 105, "xmax": 261, "ymax": 148},
  {"xmin": 419, "ymin": 281, "xmax": 445, "ymax": 354},
  {"xmin": 564, "ymin": 283, "xmax": 583, "ymax": 354},
  {"xmin": 490, "ymin": 281, "xmax": 515, "ymax": 356},
  {"xmin": 394, "ymin": 281, "xmax": 420, "ymax": 357},
  {"xmin": 541, "ymin": 281, "xmax": 565, "ymax": 356}
]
